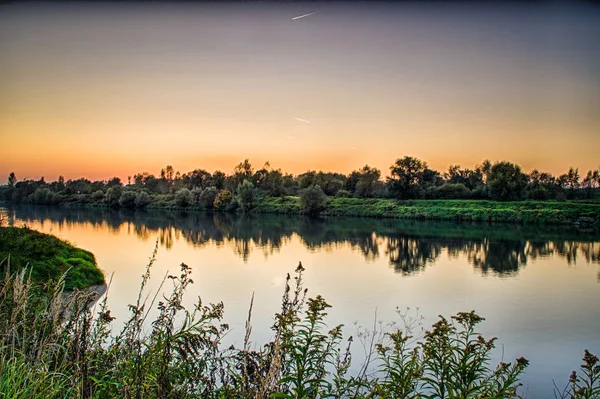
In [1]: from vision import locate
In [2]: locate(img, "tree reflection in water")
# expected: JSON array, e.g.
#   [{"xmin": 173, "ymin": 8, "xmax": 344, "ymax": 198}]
[{"xmin": 6, "ymin": 205, "xmax": 600, "ymax": 278}]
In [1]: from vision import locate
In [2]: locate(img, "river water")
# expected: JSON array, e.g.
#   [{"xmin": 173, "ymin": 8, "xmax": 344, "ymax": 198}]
[{"xmin": 2, "ymin": 205, "xmax": 599, "ymax": 398}]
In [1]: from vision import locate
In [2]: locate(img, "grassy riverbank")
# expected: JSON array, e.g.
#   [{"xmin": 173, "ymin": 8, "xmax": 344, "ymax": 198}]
[
  {"xmin": 9, "ymin": 196, "xmax": 599, "ymax": 227},
  {"xmin": 254, "ymin": 197, "xmax": 600, "ymax": 225},
  {"xmin": 0, "ymin": 226, "xmax": 104, "ymax": 290}
]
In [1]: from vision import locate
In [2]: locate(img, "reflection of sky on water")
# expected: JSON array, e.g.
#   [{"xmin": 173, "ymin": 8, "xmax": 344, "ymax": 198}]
[
  {"xmin": 3, "ymin": 206, "xmax": 600, "ymax": 398},
  {"xmin": 7, "ymin": 206, "xmax": 599, "ymax": 277}
]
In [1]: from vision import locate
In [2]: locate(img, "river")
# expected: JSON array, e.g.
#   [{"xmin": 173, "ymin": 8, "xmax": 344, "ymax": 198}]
[{"xmin": 2, "ymin": 205, "xmax": 599, "ymax": 398}]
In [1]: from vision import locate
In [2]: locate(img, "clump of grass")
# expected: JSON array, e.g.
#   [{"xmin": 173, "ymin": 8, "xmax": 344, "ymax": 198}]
[
  {"xmin": 0, "ymin": 226, "xmax": 104, "ymax": 290},
  {"xmin": 0, "ymin": 246, "xmax": 591, "ymax": 398}
]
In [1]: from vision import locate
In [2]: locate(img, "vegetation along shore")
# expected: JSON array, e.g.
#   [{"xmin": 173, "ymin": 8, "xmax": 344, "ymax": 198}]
[
  {"xmin": 0, "ymin": 250, "xmax": 598, "ymax": 398},
  {"xmin": 2, "ymin": 157, "xmax": 599, "ymax": 226}
]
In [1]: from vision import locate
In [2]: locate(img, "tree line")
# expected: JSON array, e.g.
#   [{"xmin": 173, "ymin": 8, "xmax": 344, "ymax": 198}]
[{"xmin": 1, "ymin": 157, "xmax": 599, "ymax": 211}]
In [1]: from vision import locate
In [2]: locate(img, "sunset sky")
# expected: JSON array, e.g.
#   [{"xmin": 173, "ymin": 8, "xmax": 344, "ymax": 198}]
[{"xmin": 1, "ymin": 1, "xmax": 599, "ymax": 182}]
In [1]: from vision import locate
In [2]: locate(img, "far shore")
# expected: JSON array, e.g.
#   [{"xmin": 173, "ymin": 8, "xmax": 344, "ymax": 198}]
[{"xmin": 3, "ymin": 198, "xmax": 599, "ymax": 228}]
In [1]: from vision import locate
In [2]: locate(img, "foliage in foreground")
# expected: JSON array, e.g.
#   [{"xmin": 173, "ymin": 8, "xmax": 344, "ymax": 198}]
[
  {"xmin": 0, "ymin": 253, "xmax": 597, "ymax": 398},
  {"xmin": 0, "ymin": 226, "xmax": 104, "ymax": 290}
]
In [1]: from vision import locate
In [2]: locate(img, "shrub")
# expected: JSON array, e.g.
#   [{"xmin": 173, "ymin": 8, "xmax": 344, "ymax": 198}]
[
  {"xmin": 300, "ymin": 185, "xmax": 327, "ymax": 215},
  {"xmin": 135, "ymin": 191, "xmax": 152, "ymax": 209},
  {"xmin": 91, "ymin": 190, "xmax": 105, "ymax": 202},
  {"xmin": 335, "ymin": 189, "xmax": 352, "ymax": 198},
  {"xmin": 105, "ymin": 186, "xmax": 122, "ymax": 207},
  {"xmin": 190, "ymin": 187, "xmax": 204, "ymax": 204},
  {"xmin": 118, "ymin": 191, "xmax": 137, "ymax": 209},
  {"xmin": 175, "ymin": 188, "xmax": 193, "ymax": 207},
  {"xmin": 199, "ymin": 187, "xmax": 218, "ymax": 209},
  {"xmin": 31, "ymin": 187, "xmax": 53, "ymax": 204},
  {"xmin": 214, "ymin": 189, "xmax": 234, "ymax": 210},
  {"xmin": 428, "ymin": 183, "xmax": 472, "ymax": 199}
]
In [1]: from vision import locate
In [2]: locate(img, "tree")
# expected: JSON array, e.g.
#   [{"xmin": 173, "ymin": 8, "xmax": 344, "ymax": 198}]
[
  {"xmin": 211, "ymin": 170, "xmax": 226, "ymax": 190},
  {"xmin": 65, "ymin": 178, "xmax": 92, "ymax": 195},
  {"xmin": 8, "ymin": 172, "xmax": 17, "ymax": 187},
  {"xmin": 560, "ymin": 167, "xmax": 581, "ymax": 199},
  {"xmin": 313, "ymin": 172, "xmax": 346, "ymax": 196},
  {"xmin": 487, "ymin": 161, "xmax": 528, "ymax": 201},
  {"xmin": 237, "ymin": 180, "xmax": 257, "ymax": 212},
  {"xmin": 160, "ymin": 165, "xmax": 175, "ymax": 184},
  {"xmin": 444, "ymin": 165, "xmax": 482, "ymax": 190},
  {"xmin": 300, "ymin": 185, "xmax": 327, "ymax": 215},
  {"xmin": 388, "ymin": 156, "xmax": 428, "ymax": 199},
  {"xmin": 255, "ymin": 163, "xmax": 284, "ymax": 196},
  {"xmin": 353, "ymin": 165, "xmax": 381, "ymax": 198},
  {"xmin": 105, "ymin": 177, "xmax": 122, "ymax": 188},
  {"xmin": 298, "ymin": 171, "xmax": 316, "ymax": 189},
  {"xmin": 582, "ymin": 169, "xmax": 599, "ymax": 199},
  {"xmin": 56, "ymin": 175, "xmax": 65, "ymax": 191},
  {"xmin": 32, "ymin": 187, "xmax": 53, "ymax": 204},
  {"xmin": 476, "ymin": 160, "xmax": 492, "ymax": 183},
  {"xmin": 233, "ymin": 159, "xmax": 254, "ymax": 190},
  {"xmin": 185, "ymin": 169, "xmax": 211, "ymax": 190}
]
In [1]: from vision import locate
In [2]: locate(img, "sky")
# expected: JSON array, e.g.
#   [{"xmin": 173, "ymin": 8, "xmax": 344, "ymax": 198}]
[{"xmin": 1, "ymin": 1, "xmax": 599, "ymax": 181}]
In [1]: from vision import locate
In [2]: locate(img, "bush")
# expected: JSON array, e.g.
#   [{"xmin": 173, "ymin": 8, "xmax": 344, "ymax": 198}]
[
  {"xmin": 428, "ymin": 183, "xmax": 472, "ymax": 199},
  {"xmin": 335, "ymin": 189, "xmax": 352, "ymax": 198},
  {"xmin": 300, "ymin": 185, "xmax": 327, "ymax": 215},
  {"xmin": 91, "ymin": 190, "xmax": 105, "ymax": 202},
  {"xmin": 105, "ymin": 186, "xmax": 122, "ymax": 207},
  {"xmin": 190, "ymin": 187, "xmax": 204, "ymax": 204},
  {"xmin": 118, "ymin": 191, "xmax": 137, "ymax": 209},
  {"xmin": 214, "ymin": 189, "xmax": 234, "ymax": 210},
  {"xmin": 175, "ymin": 188, "xmax": 193, "ymax": 207},
  {"xmin": 135, "ymin": 191, "xmax": 152, "ymax": 209},
  {"xmin": 199, "ymin": 187, "xmax": 218, "ymax": 209},
  {"xmin": 31, "ymin": 187, "xmax": 53, "ymax": 204}
]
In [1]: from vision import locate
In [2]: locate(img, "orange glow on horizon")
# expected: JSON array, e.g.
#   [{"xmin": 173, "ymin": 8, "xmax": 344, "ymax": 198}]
[{"xmin": 1, "ymin": 2, "xmax": 599, "ymax": 182}]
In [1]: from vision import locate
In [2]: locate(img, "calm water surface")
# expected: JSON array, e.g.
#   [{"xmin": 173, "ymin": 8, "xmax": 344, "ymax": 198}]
[{"xmin": 2, "ymin": 205, "xmax": 599, "ymax": 398}]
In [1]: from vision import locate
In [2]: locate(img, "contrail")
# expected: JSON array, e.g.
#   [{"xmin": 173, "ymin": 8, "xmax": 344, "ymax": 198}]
[
  {"xmin": 292, "ymin": 12, "xmax": 317, "ymax": 21},
  {"xmin": 286, "ymin": 135, "xmax": 297, "ymax": 140},
  {"xmin": 293, "ymin": 117, "xmax": 311, "ymax": 123},
  {"xmin": 348, "ymin": 145, "xmax": 358, "ymax": 150}
]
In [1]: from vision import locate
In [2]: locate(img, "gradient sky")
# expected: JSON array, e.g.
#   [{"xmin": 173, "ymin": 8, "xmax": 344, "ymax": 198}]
[{"xmin": 1, "ymin": 1, "xmax": 599, "ymax": 181}]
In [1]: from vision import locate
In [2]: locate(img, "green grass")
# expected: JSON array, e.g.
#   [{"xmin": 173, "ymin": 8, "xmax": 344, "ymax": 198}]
[
  {"xmin": 251, "ymin": 197, "xmax": 600, "ymax": 226},
  {"xmin": 0, "ymin": 226, "xmax": 104, "ymax": 290}
]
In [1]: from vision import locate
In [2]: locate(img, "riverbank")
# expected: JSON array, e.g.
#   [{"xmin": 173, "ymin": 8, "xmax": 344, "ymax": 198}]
[
  {"xmin": 256, "ymin": 197, "xmax": 600, "ymax": 226},
  {"xmin": 3, "ymin": 197, "xmax": 600, "ymax": 227},
  {"xmin": 0, "ymin": 226, "xmax": 105, "ymax": 290}
]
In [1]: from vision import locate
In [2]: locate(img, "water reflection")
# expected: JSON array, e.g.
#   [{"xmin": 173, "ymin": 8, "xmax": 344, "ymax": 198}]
[{"xmin": 4, "ymin": 205, "xmax": 600, "ymax": 279}]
